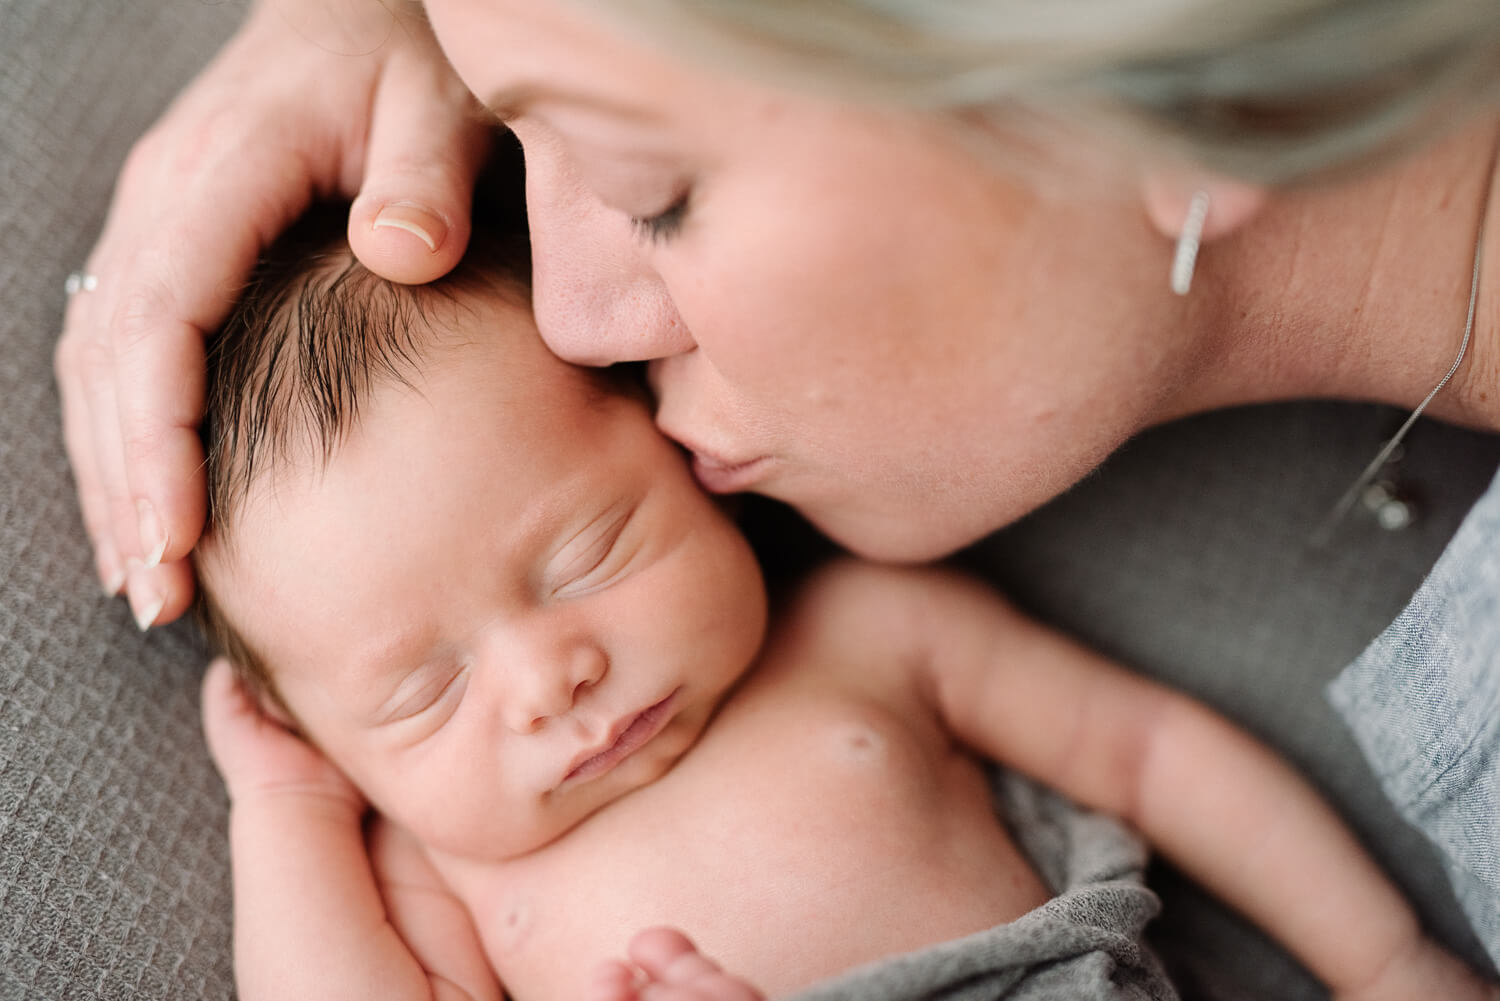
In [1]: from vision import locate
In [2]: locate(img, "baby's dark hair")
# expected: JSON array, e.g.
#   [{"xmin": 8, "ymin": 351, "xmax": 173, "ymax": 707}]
[{"xmin": 193, "ymin": 203, "xmax": 530, "ymax": 713}]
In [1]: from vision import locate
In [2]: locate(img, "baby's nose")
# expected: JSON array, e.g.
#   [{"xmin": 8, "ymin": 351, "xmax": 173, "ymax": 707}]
[{"xmin": 500, "ymin": 642, "xmax": 608, "ymax": 735}]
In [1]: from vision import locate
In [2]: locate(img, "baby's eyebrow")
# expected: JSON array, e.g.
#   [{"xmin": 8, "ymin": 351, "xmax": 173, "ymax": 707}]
[{"xmin": 343, "ymin": 629, "xmax": 435, "ymax": 716}]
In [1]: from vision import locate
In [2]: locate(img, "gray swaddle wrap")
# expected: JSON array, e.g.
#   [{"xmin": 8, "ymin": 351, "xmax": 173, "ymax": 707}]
[{"xmin": 787, "ymin": 771, "xmax": 1177, "ymax": 1001}]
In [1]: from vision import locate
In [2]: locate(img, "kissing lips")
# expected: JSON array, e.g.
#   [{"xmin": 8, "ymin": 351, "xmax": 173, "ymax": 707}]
[
  {"xmin": 653, "ymin": 413, "xmax": 772, "ymax": 494},
  {"xmin": 690, "ymin": 452, "xmax": 771, "ymax": 494},
  {"xmin": 564, "ymin": 691, "xmax": 679, "ymax": 784}
]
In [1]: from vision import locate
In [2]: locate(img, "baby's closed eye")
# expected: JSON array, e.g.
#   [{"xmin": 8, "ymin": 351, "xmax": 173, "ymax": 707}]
[
  {"xmin": 549, "ymin": 505, "xmax": 635, "ymax": 597},
  {"xmin": 378, "ymin": 663, "xmax": 470, "ymax": 728}
]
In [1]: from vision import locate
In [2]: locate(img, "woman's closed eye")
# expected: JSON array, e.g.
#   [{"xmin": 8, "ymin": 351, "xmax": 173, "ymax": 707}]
[{"xmin": 630, "ymin": 189, "xmax": 691, "ymax": 244}]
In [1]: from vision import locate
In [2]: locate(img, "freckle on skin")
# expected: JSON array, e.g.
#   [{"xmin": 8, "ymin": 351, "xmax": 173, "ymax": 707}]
[{"xmin": 497, "ymin": 900, "xmax": 532, "ymax": 952}]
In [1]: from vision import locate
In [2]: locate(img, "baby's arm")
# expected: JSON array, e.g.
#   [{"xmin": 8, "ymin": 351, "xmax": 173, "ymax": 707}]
[
  {"xmin": 838, "ymin": 564, "xmax": 1495, "ymax": 1001},
  {"xmin": 200, "ymin": 660, "xmax": 500, "ymax": 1001}
]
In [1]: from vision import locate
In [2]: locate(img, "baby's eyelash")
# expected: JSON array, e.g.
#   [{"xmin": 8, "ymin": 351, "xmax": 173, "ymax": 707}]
[
  {"xmin": 383, "ymin": 666, "xmax": 468, "ymax": 726},
  {"xmin": 552, "ymin": 508, "xmax": 634, "ymax": 597},
  {"xmin": 630, "ymin": 191, "xmax": 691, "ymax": 244}
]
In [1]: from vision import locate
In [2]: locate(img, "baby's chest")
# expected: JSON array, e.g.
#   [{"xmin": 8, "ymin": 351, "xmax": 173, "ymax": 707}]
[{"xmin": 462, "ymin": 689, "xmax": 1046, "ymax": 1000}]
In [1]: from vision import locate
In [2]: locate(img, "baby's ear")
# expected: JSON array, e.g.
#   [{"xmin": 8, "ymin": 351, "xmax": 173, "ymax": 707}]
[
  {"xmin": 256, "ymin": 692, "xmax": 299, "ymax": 731},
  {"xmin": 240, "ymin": 678, "xmax": 302, "ymax": 733},
  {"xmin": 1140, "ymin": 170, "xmax": 1267, "ymax": 244}
]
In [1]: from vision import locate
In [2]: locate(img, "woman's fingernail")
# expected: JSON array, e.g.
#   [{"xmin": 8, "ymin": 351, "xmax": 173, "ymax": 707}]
[
  {"xmin": 137, "ymin": 498, "xmax": 168, "ymax": 568},
  {"xmin": 98, "ymin": 540, "xmax": 126, "ymax": 596},
  {"xmin": 372, "ymin": 203, "xmax": 445, "ymax": 253},
  {"xmin": 127, "ymin": 565, "xmax": 165, "ymax": 632}
]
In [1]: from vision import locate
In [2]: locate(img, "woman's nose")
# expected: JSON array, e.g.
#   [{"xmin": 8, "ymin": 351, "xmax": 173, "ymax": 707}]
[
  {"xmin": 497, "ymin": 636, "xmax": 609, "ymax": 735},
  {"xmin": 522, "ymin": 135, "xmax": 697, "ymax": 367}
]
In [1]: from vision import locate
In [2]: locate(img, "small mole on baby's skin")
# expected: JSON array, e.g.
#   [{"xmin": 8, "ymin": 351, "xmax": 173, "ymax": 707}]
[{"xmin": 496, "ymin": 900, "xmax": 531, "ymax": 953}]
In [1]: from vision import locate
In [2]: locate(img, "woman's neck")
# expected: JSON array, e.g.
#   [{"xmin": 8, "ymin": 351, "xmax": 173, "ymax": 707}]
[{"xmin": 1177, "ymin": 115, "xmax": 1500, "ymax": 434}]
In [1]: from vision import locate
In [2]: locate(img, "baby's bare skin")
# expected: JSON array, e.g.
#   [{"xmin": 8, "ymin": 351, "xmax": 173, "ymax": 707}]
[
  {"xmin": 381, "ymin": 569, "xmax": 1050, "ymax": 1001},
  {"xmin": 208, "ymin": 559, "xmax": 1500, "ymax": 1001},
  {"xmin": 198, "ymin": 239, "xmax": 1499, "ymax": 1001}
]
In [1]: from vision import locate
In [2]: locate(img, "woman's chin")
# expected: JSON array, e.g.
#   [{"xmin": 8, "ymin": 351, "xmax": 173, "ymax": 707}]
[{"xmin": 805, "ymin": 505, "xmax": 983, "ymax": 564}]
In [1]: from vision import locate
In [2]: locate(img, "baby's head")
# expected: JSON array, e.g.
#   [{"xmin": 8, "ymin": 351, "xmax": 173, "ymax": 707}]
[{"xmin": 195, "ymin": 207, "xmax": 767, "ymax": 861}]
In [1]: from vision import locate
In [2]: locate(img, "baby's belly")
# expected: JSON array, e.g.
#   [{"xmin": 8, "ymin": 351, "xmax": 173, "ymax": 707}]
[{"xmin": 451, "ymin": 690, "xmax": 1052, "ymax": 1001}]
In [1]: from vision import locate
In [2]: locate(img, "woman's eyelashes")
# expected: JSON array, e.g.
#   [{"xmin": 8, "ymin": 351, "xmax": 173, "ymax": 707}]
[{"xmin": 630, "ymin": 189, "xmax": 691, "ymax": 244}]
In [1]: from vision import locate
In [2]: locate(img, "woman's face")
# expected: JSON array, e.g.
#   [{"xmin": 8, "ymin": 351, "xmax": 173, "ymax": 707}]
[{"xmin": 425, "ymin": 0, "xmax": 1190, "ymax": 560}]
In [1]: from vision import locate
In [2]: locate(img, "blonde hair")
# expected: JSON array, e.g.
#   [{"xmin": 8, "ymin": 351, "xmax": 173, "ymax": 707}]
[{"xmin": 571, "ymin": 0, "xmax": 1500, "ymax": 183}]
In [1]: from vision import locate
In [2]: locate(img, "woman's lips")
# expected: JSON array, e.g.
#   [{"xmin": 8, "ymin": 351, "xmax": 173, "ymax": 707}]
[
  {"xmin": 653, "ymin": 417, "xmax": 771, "ymax": 494},
  {"xmin": 564, "ymin": 691, "xmax": 679, "ymax": 784},
  {"xmin": 690, "ymin": 452, "xmax": 771, "ymax": 494}
]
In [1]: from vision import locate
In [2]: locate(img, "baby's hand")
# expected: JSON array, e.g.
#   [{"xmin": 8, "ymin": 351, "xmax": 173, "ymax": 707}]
[
  {"xmin": 200, "ymin": 658, "xmax": 363, "ymax": 813},
  {"xmin": 1333, "ymin": 935, "xmax": 1500, "ymax": 1001},
  {"xmin": 590, "ymin": 928, "xmax": 764, "ymax": 1001}
]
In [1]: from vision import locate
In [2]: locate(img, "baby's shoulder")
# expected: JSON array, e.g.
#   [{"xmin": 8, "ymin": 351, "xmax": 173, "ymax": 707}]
[
  {"xmin": 761, "ymin": 558, "xmax": 1002, "ymax": 697},
  {"xmin": 774, "ymin": 558, "xmax": 922, "ymax": 644},
  {"xmin": 780, "ymin": 557, "xmax": 1006, "ymax": 638}
]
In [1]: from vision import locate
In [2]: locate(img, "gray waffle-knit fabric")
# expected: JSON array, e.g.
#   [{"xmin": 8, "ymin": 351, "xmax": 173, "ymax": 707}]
[
  {"xmin": 5, "ymin": 1, "xmax": 1500, "ymax": 1000},
  {"xmin": 2, "ymin": 2, "xmax": 240, "ymax": 998},
  {"xmin": 790, "ymin": 773, "xmax": 1176, "ymax": 1001}
]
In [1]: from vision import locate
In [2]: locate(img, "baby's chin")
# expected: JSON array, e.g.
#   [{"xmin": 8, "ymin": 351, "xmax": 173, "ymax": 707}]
[
  {"xmin": 404, "ymin": 805, "xmax": 609, "ymax": 867},
  {"xmin": 415, "ymin": 726, "xmax": 704, "ymax": 865}
]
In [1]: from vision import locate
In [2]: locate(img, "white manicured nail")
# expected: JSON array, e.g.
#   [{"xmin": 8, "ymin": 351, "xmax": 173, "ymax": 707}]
[{"xmin": 373, "ymin": 203, "xmax": 444, "ymax": 252}]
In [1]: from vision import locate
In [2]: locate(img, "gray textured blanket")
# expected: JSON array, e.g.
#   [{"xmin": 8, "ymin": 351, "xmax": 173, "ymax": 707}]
[{"xmin": 792, "ymin": 774, "xmax": 1175, "ymax": 1001}]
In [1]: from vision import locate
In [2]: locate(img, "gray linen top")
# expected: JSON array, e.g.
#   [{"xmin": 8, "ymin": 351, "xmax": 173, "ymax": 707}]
[{"xmin": 1329, "ymin": 466, "xmax": 1500, "ymax": 967}]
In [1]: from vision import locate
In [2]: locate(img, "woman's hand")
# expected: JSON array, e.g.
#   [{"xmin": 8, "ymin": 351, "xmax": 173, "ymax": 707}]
[
  {"xmin": 200, "ymin": 658, "xmax": 362, "ymax": 813},
  {"xmin": 56, "ymin": 0, "xmax": 492, "ymax": 629},
  {"xmin": 590, "ymin": 928, "xmax": 765, "ymax": 1001}
]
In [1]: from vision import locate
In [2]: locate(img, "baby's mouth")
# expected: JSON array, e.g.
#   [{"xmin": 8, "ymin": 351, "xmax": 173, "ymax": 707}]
[{"xmin": 563, "ymin": 690, "xmax": 679, "ymax": 784}]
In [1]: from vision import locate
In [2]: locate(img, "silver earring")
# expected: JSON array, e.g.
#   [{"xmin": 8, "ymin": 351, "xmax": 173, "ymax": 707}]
[{"xmin": 1170, "ymin": 191, "xmax": 1211, "ymax": 296}]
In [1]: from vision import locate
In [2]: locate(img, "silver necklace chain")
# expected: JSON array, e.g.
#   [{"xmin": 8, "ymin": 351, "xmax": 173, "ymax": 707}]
[{"xmin": 1311, "ymin": 134, "xmax": 1500, "ymax": 545}]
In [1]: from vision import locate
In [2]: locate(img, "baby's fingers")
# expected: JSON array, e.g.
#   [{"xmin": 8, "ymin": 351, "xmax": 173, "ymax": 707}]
[
  {"xmin": 588, "ymin": 959, "xmax": 642, "ymax": 1001},
  {"xmin": 625, "ymin": 929, "xmax": 765, "ymax": 1001}
]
